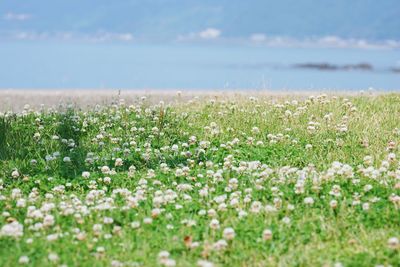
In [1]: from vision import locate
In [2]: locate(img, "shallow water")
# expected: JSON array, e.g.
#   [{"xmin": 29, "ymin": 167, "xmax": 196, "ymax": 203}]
[{"xmin": 0, "ymin": 42, "xmax": 399, "ymax": 90}]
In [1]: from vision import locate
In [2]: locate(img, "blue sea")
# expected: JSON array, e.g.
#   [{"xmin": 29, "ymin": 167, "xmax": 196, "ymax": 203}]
[{"xmin": 0, "ymin": 41, "xmax": 399, "ymax": 90}]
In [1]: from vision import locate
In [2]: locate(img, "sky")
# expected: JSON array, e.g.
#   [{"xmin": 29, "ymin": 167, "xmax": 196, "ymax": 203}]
[
  {"xmin": 1, "ymin": 0, "xmax": 400, "ymax": 45},
  {"xmin": 0, "ymin": 0, "xmax": 399, "ymax": 90}
]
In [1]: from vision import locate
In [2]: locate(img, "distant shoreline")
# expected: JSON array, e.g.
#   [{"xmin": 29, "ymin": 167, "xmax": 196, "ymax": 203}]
[{"xmin": 0, "ymin": 89, "xmax": 395, "ymax": 112}]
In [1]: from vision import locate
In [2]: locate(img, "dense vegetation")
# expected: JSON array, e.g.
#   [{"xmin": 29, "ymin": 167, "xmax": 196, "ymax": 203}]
[{"xmin": 0, "ymin": 93, "xmax": 399, "ymax": 266}]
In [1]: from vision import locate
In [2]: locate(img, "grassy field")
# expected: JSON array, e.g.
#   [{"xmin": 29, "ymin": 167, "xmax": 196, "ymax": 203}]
[{"xmin": 0, "ymin": 92, "xmax": 399, "ymax": 267}]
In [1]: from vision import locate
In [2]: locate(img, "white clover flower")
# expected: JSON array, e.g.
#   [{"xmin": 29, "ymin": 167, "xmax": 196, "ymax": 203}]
[
  {"xmin": 304, "ymin": 197, "xmax": 314, "ymax": 205},
  {"xmin": 131, "ymin": 221, "xmax": 140, "ymax": 229},
  {"xmin": 158, "ymin": 251, "xmax": 175, "ymax": 266},
  {"xmin": 189, "ymin": 135, "xmax": 197, "ymax": 144},
  {"xmin": 93, "ymin": 224, "xmax": 103, "ymax": 233},
  {"xmin": 238, "ymin": 210, "xmax": 248, "ymax": 219},
  {"xmin": 16, "ymin": 198, "xmax": 26, "ymax": 208},
  {"xmin": 103, "ymin": 217, "xmax": 114, "ymax": 224},
  {"xmin": 96, "ymin": 246, "xmax": 105, "ymax": 253},
  {"xmin": 43, "ymin": 214, "xmax": 55, "ymax": 227},
  {"xmin": 329, "ymin": 185, "xmax": 341, "ymax": 197},
  {"xmin": 143, "ymin": 217, "xmax": 153, "ymax": 224},
  {"xmin": 111, "ymin": 260, "xmax": 123, "ymax": 267},
  {"xmin": 388, "ymin": 153, "xmax": 396, "ymax": 161},
  {"xmin": 11, "ymin": 170, "xmax": 20, "ymax": 179},
  {"xmin": 171, "ymin": 144, "xmax": 179, "ymax": 152},
  {"xmin": 112, "ymin": 225, "xmax": 122, "ymax": 235},
  {"xmin": 388, "ymin": 237, "xmax": 399, "ymax": 249},
  {"xmin": 18, "ymin": 256, "xmax": 29, "ymax": 264},
  {"xmin": 209, "ymin": 219, "xmax": 220, "ymax": 230},
  {"xmin": 362, "ymin": 203, "xmax": 370, "ymax": 211},
  {"xmin": 363, "ymin": 156, "xmax": 373, "ymax": 166},
  {"xmin": 250, "ymin": 201, "xmax": 263, "ymax": 213},
  {"xmin": 330, "ymin": 200, "xmax": 338, "ymax": 209},
  {"xmin": 287, "ymin": 204, "xmax": 295, "ymax": 211},
  {"xmin": 251, "ymin": 127, "xmax": 260, "ymax": 134},
  {"xmin": 230, "ymin": 198, "xmax": 239, "ymax": 207},
  {"xmin": 11, "ymin": 188, "xmax": 22, "ymax": 199},
  {"xmin": 262, "ymin": 229, "xmax": 273, "ymax": 241},
  {"xmin": 152, "ymin": 127, "xmax": 159, "ymax": 134},
  {"xmin": 76, "ymin": 232, "xmax": 87, "ymax": 241},
  {"xmin": 82, "ymin": 171, "xmax": 90, "ymax": 178},
  {"xmin": 198, "ymin": 210, "xmax": 206, "ymax": 216},
  {"xmin": 48, "ymin": 253, "xmax": 59, "ymax": 262},
  {"xmin": 175, "ymin": 169, "xmax": 183, "ymax": 177},
  {"xmin": 0, "ymin": 221, "xmax": 23, "ymax": 238},
  {"xmin": 199, "ymin": 188, "xmax": 208, "ymax": 197},
  {"xmin": 46, "ymin": 233, "xmax": 59, "ymax": 242},
  {"xmin": 163, "ymin": 259, "xmax": 176, "ymax": 267},
  {"xmin": 158, "ymin": 251, "xmax": 170, "ymax": 261},
  {"xmin": 197, "ymin": 260, "xmax": 214, "ymax": 267},
  {"xmin": 285, "ymin": 110, "xmax": 292, "ymax": 117},
  {"xmin": 223, "ymin": 227, "xmax": 235, "ymax": 240},
  {"xmin": 364, "ymin": 184, "xmax": 373, "ymax": 192},
  {"xmin": 101, "ymin": 166, "xmax": 110, "ymax": 174},
  {"xmin": 115, "ymin": 158, "xmax": 123, "ymax": 167},
  {"xmin": 152, "ymin": 208, "xmax": 161, "ymax": 218},
  {"xmin": 33, "ymin": 132, "xmax": 41, "ymax": 140},
  {"xmin": 282, "ymin": 217, "xmax": 291, "ymax": 224},
  {"xmin": 103, "ymin": 177, "xmax": 111, "ymax": 184},
  {"xmin": 213, "ymin": 239, "xmax": 228, "ymax": 251}
]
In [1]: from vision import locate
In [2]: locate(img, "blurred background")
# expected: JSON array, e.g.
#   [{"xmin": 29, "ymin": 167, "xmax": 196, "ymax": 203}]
[{"xmin": 0, "ymin": 0, "xmax": 399, "ymax": 90}]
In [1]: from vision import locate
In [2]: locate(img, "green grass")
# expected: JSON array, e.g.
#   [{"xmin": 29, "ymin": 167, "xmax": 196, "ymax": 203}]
[{"xmin": 0, "ymin": 93, "xmax": 399, "ymax": 267}]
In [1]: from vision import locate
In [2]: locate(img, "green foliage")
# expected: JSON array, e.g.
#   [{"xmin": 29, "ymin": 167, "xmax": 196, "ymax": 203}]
[
  {"xmin": 0, "ymin": 94, "xmax": 399, "ymax": 266},
  {"xmin": 56, "ymin": 108, "xmax": 87, "ymax": 178}
]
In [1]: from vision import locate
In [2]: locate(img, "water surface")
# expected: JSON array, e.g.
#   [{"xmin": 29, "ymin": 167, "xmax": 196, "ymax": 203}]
[{"xmin": 0, "ymin": 42, "xmax": 399, "ymax": 90}]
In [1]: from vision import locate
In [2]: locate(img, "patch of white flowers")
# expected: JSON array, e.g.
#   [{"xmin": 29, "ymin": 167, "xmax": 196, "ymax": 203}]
[
  {"xmin": 0, "ymin": 93, "xmax": 399, "ymax": 266},
  {"xmin": 0, "ymin": 221, "xmax": 24, "ymax": 238}
]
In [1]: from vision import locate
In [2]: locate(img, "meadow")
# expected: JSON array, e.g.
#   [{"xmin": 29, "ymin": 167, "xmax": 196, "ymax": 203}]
[{"xmin": 0, "ymin": 92, "xmax": 399, "ymax": 267}]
